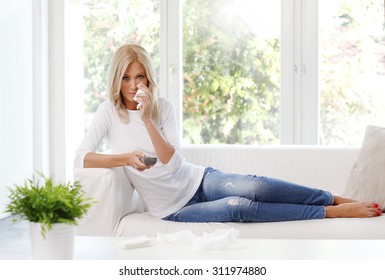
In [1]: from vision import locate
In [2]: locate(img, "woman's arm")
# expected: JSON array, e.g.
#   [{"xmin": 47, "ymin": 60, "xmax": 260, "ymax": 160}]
[
  {"xmin": 136, "ymin": 83, "xmax": 176, "ymax": 164},
  {"xmin": 143, "ymin": 118, "xmax": 175, "ymax": 164},
  {"xmin": 84, "ymin": 151, "xmax": 148, "ymax": 171},
  {"xmin": 74, "ymin": 101, "xmax": 149, "ymax": 170}
]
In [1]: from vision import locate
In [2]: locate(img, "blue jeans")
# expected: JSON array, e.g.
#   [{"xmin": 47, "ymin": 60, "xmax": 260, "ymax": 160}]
[{"xmin": 163, "ymin": 167, "xmax": 334, "ymax": 223}]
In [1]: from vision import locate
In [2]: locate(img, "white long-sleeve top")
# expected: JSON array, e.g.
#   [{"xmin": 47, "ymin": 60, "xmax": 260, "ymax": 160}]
[{"xmin": 74, "ymin": 98, "xmax": 205, "ymax": 219}]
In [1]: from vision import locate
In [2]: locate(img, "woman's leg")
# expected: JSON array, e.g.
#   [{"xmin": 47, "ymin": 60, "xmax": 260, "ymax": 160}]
[
  {"xmin": 163, "ymin": 196, "xmax": 326, "ymax": 223},
  {"xmin": 201, "ymin": 169, "xmax": 333, "ymax": 206},
  {"xmin": 333, "ymin": 196, "xmax": 357, "ymax": 204},
  {"xmin": 163, "ymin": 168, "xmax": 381, "ymax": 223}
]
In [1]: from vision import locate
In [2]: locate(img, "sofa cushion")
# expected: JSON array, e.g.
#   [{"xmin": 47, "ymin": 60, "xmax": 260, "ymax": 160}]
[
  {"xmin": 343, "ymin": 125, "xmax": 385, "ymax": 209},
  {"xmin": 115, "ymin": 212, "xmax": 385, "ymax": 239}
]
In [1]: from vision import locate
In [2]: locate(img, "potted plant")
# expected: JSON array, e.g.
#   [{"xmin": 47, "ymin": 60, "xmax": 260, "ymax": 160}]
[{"xmin": 6, "ymin": 172, "xmax": 94, "ymax": 259}]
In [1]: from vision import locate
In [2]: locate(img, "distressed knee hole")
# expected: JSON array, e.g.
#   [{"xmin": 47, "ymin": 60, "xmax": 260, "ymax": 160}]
[{"xmin": 227, "ymin": 198, "xmax": 240, "ymax": 206}]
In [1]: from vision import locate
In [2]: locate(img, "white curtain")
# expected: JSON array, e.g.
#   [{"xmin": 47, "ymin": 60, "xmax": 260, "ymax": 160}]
[{"xmin": 0, "ymin": 0, "xmax": 34, "ymax": 219}]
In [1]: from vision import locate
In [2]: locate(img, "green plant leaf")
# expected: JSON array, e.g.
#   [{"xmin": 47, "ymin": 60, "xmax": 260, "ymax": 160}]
[{"xmin": 5, "ymin": 172, "xmax": 96, "ymax": 239}]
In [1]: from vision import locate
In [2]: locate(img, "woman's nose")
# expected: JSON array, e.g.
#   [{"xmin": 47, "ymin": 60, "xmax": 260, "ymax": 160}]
[{"xmin": 129, "ymin": 81, "xmax": 137, "ymax": 91}]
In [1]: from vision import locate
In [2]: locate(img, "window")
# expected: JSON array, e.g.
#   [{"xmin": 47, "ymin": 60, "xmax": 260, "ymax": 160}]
[
  {"xmin": 67, "ymin": 0, "xmax": 385, "ymax": 170},
  {"xmin": 319, "ymin": 0, "xmax": 385, "ymax": 145},
  {"xmin": 182, "ymin": 0, "xmax": 281, "ymax": 145}
]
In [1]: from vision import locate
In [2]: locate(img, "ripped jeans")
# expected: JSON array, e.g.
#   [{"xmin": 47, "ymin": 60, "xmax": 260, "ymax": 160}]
[{"xmin": 163, "ymin": 167, "xmax": 334, "ymax": 223}]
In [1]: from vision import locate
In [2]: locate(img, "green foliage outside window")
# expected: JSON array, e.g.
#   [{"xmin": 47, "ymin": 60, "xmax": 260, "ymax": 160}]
[{"xmin": 182, "ymin": 0, "xmax": 280, "ymax": 144}]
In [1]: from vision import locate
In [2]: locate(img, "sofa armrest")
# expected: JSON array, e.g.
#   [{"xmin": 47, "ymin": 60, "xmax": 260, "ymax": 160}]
[{"xmin": 74, "ymin": 167, "xmax": 141, "ymax": 236}]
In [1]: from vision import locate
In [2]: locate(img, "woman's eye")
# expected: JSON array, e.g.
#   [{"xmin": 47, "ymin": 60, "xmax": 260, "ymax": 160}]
[
  {"xmin": 137, "ymin": 75, "xmax": 145, "ymax": 80},
  {"xmin": 122, "ymin": 76, "xmax": 130, "ymax": 81}
]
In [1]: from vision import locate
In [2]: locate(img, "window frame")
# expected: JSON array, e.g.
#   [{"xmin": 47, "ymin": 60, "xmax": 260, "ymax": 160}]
[{"xmin": 165, "ymin": 0, "xmax": 320, "ymax": 145}]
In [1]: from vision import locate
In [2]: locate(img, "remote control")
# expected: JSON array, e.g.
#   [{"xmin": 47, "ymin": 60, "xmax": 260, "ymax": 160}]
[{"xmin": 143, "ymin": 156, "xmax": 157, "ymax": 166}]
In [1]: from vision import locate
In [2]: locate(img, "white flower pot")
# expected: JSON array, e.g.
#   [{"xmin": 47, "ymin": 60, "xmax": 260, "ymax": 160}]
[{"xmin": 29, "ymin": 222, "xmax": 75, "ymax": 260}]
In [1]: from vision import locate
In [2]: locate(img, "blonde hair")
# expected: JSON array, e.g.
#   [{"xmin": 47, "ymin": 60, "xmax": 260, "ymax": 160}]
[{"xmin": 107, "ymin": 44, "xmax": 159, "ymax": 123}]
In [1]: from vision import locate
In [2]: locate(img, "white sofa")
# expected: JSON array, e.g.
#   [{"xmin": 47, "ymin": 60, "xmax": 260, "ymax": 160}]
[{"xmin": 74, "ymin": 145, "xmax": 385, "ymax": 239}]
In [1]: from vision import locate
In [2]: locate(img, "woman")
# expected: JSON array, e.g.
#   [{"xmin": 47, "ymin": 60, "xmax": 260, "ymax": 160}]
[{"xmin": 74, "ymin": 44, "xmax": 382, "ymax": 223}]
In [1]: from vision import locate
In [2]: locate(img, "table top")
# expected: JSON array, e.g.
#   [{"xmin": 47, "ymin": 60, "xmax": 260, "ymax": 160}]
[
  {"xmin": 77, "ymin": 236, "xmax": 385, "ymax": 260},
  {"xmin": 2, "ymin": 235, "xmax": 385, "ymax": 260}
]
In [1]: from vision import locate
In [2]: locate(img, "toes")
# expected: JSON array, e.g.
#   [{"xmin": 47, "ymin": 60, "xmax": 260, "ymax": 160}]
[{"xmin": 370, "ymin": 203, "xmax": 383, "ymax": 216}]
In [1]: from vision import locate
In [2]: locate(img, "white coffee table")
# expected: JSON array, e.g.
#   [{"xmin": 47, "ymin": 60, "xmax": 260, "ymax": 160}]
[
  {"xmin": 1, "ymin": 234, "xmax": 385, "ymax": 260},
  {"xmin": 71, "ymin": 236, "xmax": 385, "ymax": 260}
]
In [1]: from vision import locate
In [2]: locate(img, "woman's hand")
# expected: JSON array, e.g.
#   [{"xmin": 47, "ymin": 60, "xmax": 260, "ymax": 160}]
[
  {"xmin": 135, "ymin": 83, "xmax": 176, "ymax": 165},
  {"xmin": 127, "ymin": 150, "xmax": 150, "ymax": 171},
  {"xmin": 135, "ymin": 83, "xmax": 153, "ymax": 121}
]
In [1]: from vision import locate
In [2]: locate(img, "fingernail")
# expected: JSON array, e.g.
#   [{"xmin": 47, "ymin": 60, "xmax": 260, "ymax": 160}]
[{"xmin": 374, "ymin": 204, "xmax": 379, "ymax": 208}]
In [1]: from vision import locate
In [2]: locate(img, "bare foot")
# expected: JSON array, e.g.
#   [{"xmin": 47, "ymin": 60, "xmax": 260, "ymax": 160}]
[
  {"xmin": 333, "ymin": 195, "xmax": 357, "ymax": 205},
  {"xmin": 326, "ymin": 202, "xmax": 381, "ymax": 218}
]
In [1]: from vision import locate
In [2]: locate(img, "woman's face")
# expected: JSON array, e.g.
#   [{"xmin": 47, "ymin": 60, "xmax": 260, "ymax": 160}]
[{"xmin": 120, "ymin": 60, "xmax": 148, "ymax": 110}]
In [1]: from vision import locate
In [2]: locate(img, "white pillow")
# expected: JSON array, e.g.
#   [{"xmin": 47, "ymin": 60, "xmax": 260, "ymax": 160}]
[{"xmin": 343, "ymin": 125, "xmax": 385, "ymax": 209}]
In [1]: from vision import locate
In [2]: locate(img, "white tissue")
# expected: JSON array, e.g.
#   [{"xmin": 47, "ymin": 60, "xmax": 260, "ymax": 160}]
[
  {"xmin": 118, "ymin": 235, "xmax": 152, "ymax": 249},
  {"xmin": 133, "ymin": 88, "xmax": 145, "ymax": 109}
]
